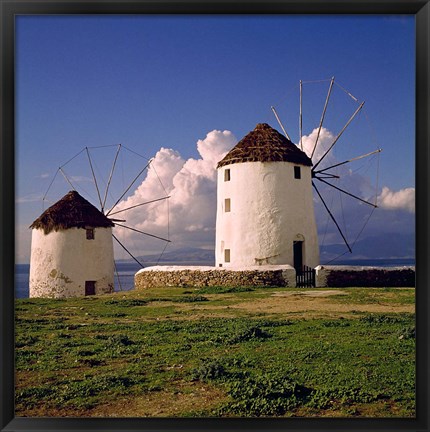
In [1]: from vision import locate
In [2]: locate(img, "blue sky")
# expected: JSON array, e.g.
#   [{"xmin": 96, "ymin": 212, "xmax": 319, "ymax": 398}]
[{"xmin": 15, "ymin": 14, "xmax": 415, "ymax": 263}]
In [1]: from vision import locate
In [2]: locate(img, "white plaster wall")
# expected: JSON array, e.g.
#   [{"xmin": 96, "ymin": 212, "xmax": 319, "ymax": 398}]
[
  {"xmin": 29, "ymin": 227, "xmax": 114, "ymax": 298},
  {"xmin": 136, "ymin": 264, "xmax": 295, "ymax": 274},
  {"xmin": 215, "ymin": 161, "xmax": 319, "ymax": 268},
  {"xmin": 314, "ymin": 265, "xmax": 329, "ymax": 287}
]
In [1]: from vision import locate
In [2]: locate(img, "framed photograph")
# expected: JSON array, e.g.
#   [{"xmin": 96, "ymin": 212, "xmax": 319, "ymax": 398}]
[{"xmin": 1, "ymin": 1, "xmax": 429, "ymax": 431}]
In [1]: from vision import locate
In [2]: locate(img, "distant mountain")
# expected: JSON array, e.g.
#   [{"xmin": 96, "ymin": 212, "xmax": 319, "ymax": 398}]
[
  {"xmin": 118, "ymin": 232, "xmax": 414, "ymax": 265},
  {"xmin": 135, "ymin": 247, "xmax": 215, "ymax": 264},
  {"xmin": 320, "ymin": 232, "xmax": 415, "ymax": 261}
]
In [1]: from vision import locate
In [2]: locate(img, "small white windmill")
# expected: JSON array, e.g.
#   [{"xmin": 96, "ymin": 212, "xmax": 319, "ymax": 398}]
[{"xmin": 29, "ymin": 144, "xmax": 170, "ymax": 298}]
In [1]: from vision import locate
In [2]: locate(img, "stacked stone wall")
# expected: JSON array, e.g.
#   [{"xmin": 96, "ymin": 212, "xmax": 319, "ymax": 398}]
[
  {"xmin": 315, "ymin": 265, "xmax": 415, "ymax": 288},
  {"xmin": 135, "ymin": 265, "xmax": 296, "ymax": 289},
  {"xmin": 135, "ymin": 265, "xmax": 415, "ymax": 290}
]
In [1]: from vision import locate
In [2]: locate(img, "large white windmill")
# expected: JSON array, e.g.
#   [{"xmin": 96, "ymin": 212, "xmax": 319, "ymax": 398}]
[
  {"xmin": 215, "ymin": 78, "xmax": 381, "ymax": 275},
  {"xmin": 216, "ymin": 122, "xmax": 320, "ymax": 270}
]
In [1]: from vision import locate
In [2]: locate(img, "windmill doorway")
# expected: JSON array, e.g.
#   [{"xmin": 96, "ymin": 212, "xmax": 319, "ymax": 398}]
[
  {"xmin": 293, "ymin": 241, "xmax": 303, "ymax": 272},
  {"xmin": 293, "ymin": 240, "xmax": 315, "ymax": 287},
  {"xmin": 85, "ymin": 281, "xmax": 96, "ymax": 296}
]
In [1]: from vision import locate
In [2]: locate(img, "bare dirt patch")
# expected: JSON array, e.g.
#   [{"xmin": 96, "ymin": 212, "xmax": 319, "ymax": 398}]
[
  {"xmin": 225, "ymin": 293, "xmax": 414, "ymax": 318},
  {"xmin": 166, "ymin": 288, "xmax": 414, "ymax": 320},
  {"xmin": 86, "ymin": 382, "xmax": 226, "ymax": 417}
]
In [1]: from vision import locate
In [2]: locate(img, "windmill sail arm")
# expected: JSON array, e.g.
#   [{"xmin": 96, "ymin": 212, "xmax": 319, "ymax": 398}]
[
  {"xmin": 58, "ymin": 168, "xmax": 76, "ymax": 191},
  {"xmin": 112, "ymin": 234, "xmax": 144, "ymax": 269},
  {"xmin": 102, "ymin": 143, "xmax": 122, "ymax": 213},
  {"xmin": 312, "ymin": 181, "xmax": 352, "ymax": 253},
  {"xmin": 43, "ymin": 169, "xmax": 61, "ymax": 202},
  {"xmin": 60, "ymin": 147, "xmax": 86, "ymax": 167},
  {"xmin": 86, "ymin": 147, "xmax": 103, "ymax": 210},
  {"xmin": 113, "ymin": 260, "xmax": 123, "ymax": 291},
  {"xmin": 314, "ymin": 148, "xmax": 382, "ymax": 174},
  {"xmin": 299, "ymin": 80, "xmax": 303, "ymax": 150},
  {"xmin": 312, "ymin": 173, "xmax": 340, "ymax": 179},
  {"xmin": 311, "ymin": 76, "xmax": 335, "ymax": 159},
  {"xmin": 115, "ymin": 223, "xmax": 171, "ymax": 243},
  {"xmin": 106, "ymin": 159, "xmax": 153, "ymax": 216},
  {"xmin": 312, "ymin": 101, "xmax": 365, "ymax": 171},
  {"xmin": 108, "ymin": 196, "xmax": 171, "ymax": 216},
  {"xmin": 271, "ymin": 106, "xmax": 291, "ymax": 140},
  {"xmin": 317, "ymin": 177, "xmax": 377, "ymax": 208},
  {"xmin": 334, "ymin": 81, "xmax": 359, "ymax": 102}
]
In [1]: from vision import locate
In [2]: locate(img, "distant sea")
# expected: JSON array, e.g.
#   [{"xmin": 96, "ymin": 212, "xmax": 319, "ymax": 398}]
[{"xmin": 15, "ymin": 258, "xmax": 415, "ymax": 299}]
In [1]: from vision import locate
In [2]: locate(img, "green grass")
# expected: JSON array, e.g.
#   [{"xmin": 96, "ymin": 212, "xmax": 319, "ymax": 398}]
[
  {"xmin": 15, "ymin": 287, "xmax": 415, "ymax": 417},
  {"xmin": 328, "ymin": 287, "xmax": 415, "ymax": 306}
]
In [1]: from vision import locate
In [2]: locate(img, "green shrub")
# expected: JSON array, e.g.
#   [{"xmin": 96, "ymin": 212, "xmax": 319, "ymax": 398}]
[
  {"xmin": 309, "ymin": 387, "xmax": 380, "ymax": 409},
  {"xmin": 197, "ymin": 286, "xmax": 255, "ymax": 294},
  {"xmin": 104, "ymin": 299, "xmax": 147, "ymax": 307},
  {"xmin": 322, "ymin": 321, "xmax": 350, "ymax": 328},
  {"xmin": 107, "ymin": 334, "xmax": 135, "ymax": 346},
  {"xmin": 191, "ymin": 359, "xmax": 228, "ymax": 381},
  {"xmin": 222, "ymin": 374, "xmax": 312, "ymax": 416},
  {"xmin": 145, "ymin": 295, "xmax": 208, "ymax": 303},
  {"xmin": 359, "ymin": 314, "xmax": 402, "ymax": 324},
  {"xmin": 16, "ymin": 335, "xmax": 39, "ymax": 348},
  {"xmin": 228, "ymin": 326, "xmax": 272, "ymax": 344},
  {"xmin": 173, "ymin": 295, "xmax": 209, "ymax": 303}
]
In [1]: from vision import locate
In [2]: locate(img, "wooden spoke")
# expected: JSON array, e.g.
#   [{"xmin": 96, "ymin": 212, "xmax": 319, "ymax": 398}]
[{"xmin": 312, "ymin": 181, "xmax": 352, "ymax": 253}]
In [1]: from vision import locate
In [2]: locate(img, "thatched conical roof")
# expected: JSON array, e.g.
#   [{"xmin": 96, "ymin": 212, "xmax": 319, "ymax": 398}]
[
  {"xmin": 217, "ymin": 123, "xmax": 312, "ymax": 168},
  {"xmin": 30, "ymin": 190, "xmax": 114, "ymax": 234}
]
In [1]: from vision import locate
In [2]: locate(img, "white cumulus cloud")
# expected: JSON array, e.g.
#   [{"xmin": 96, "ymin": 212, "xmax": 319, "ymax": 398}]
[
  {"xmin": 112, "ymin": 130, "xmax": 237, "ymax": 256},
  {"xmin": 301, "ymin": 127, "xmax": 336, "ymax": 166},
  {"xmin": 377, "ymin": 186, "xmax": 415, "ymax": 213}
]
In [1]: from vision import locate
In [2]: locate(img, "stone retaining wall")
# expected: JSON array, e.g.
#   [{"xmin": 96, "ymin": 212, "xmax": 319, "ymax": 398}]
[
  {"xmin": 135, "ymin": 265, "xmax": 296, "ymax": 289},
  {"xmin": 135, "ymin": 264, "xmax": 415, "ymax": 289},
  {"xmin": 315, "ymin": 265, "xmax": 415, "ymax": 288}
]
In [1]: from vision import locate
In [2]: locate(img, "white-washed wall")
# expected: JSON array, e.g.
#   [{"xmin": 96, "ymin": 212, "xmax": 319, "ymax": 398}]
[
  {"xmin": 215, "ymin": 161, "xmax": 319, "ymax": 269},
  {"xmin": 29, "ymin": 227, "xmax": 114, "ymax": 298}
]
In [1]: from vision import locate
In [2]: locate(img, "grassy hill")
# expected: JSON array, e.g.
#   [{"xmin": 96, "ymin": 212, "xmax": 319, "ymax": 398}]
[{"xmin": 15, "ymin": 286, "xmax": 415, "ymax": 417}]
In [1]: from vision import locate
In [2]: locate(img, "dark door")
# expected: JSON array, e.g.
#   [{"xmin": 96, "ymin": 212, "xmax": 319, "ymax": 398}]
[
  {"xmin": 293, "ymin": 241, "xmax": 303, "ymax": 272},
  {"xmin": 85, "ymin": 281, "xmax": 96, "ymax": 296}
]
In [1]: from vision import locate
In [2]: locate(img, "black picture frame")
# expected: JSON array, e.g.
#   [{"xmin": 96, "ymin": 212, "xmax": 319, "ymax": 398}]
[{"xmin": 1, "ymin": 1, "xmax": 429, "ymax": 431}]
